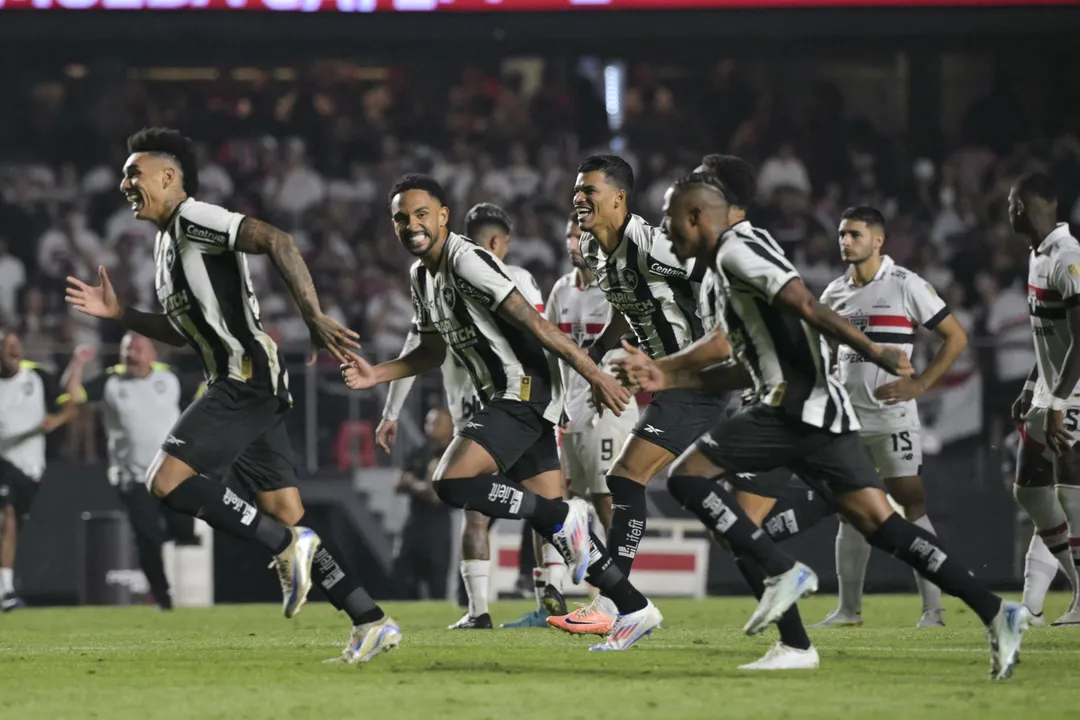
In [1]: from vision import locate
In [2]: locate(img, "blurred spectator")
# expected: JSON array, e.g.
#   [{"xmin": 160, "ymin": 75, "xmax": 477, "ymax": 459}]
[
  {"xmin": 0, "ymin": 238, "xmax": 26, "ymax": 326},
  {"xmin": 761, "ymin": 186, "xmax": 830, "ymax": 258},
  {"xmin": 758, "ymin": 141, "xmax": 812, "ymax": 201}
]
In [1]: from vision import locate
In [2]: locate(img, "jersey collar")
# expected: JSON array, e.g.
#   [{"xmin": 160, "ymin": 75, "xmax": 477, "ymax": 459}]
[
  {"xmin": 846, "ymin": 254, "xmax": 894, "ymax": 286},
  {"xmin": 1035, "ymin": 223, "xmax": 1073, "ymax": 255}
]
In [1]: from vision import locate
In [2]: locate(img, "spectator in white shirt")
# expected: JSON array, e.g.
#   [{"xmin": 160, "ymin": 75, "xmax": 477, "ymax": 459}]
[
  {"xmin": 194, "ymin": 143, "xmax": 234, "ymax": 205},
  {"xmin": 757, "ymin": 141, "xmax": 812, "ymax": 201},
  {"xmin": 263, "ymin": 138, "xmax": 326, "ymax": 223},
  {"xmin": 0, "ymin": 238, "xmax": 26, "ymax": 326}
]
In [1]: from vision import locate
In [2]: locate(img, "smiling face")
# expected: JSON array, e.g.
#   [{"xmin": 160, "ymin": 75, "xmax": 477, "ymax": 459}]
[
  {"xmin": 120, "ymin": 152, "xmax": 183, "ymax": 226},
  {"xmin": 390, "ymin": 189, "xmax": 450, "ymax": 258},
  {"xmin": 573, "ymin": 170, "xmax": 624, "ymax": 234}
]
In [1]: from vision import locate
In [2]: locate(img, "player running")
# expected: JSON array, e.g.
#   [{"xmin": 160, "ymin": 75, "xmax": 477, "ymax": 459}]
[
  {"xmin": 1008, "ymin": 171, "xmax": 1080, "ymax": 625},
  {"xmin": 341, "ymin": 174, "xmax": 662, "ymax": 651},
  {"xmin": 548, "ymin": 155, "xmax": 724, "ymax": 636},
  {"xmin": 65, "ymin": 127, "xmax": 401, "ymax": 664},
  {"xmin": 814, "ymin": 206, "xmax": 968, "ymax": 628},
  {"xmin": 614, "ymin": 171, "xmax": 1030, "ymax": 679},
  {"xmin": 0, "ymin": 328, "xmax": 80, "ymax": 610}
]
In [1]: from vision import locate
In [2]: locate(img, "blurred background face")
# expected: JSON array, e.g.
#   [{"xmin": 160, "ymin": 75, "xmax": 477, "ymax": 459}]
[
  {"xmin": 566, "ymin": 219, "xmax": 585, "ymax": 269},
  {"xmin": 838, "ymin": 219, "xmax": 882, "ymax": 264},
  {"xmin": 424, "ymin": 408, "xmax": 454, "ymax": 447},
  {"xmin": 473, "ymin": 226, "xmax": 510, "ymax": 261},
  {"xmin": 1007, "ymin": 187, "xmax": 1029, "ymax": 235},
  {"xmin": 1, "ymin": 332, "xmax": 23, "ymax": 375},
  {"xmin": 391, "ymin": 189, "xmax": 449, "ymax": 257},
  {"xmin": 573, "ymin": 170, "xmax": 623, "ymax": 233},
  {"xmin": 121, "ymin": 334, "xmax": 156, "ymax": 374}
]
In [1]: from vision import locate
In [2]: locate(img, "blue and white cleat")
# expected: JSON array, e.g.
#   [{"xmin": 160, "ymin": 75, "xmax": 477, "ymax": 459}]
[
  {"xmin": 988, "ymin": 601, "xmax": 1030, "ymax": 680},
  {"xmin": 744, "ymin": 562, "xmax": 818, "ymax": 636},
  {"xmin": 589, "ymin": 601, "xmax": 663, "ymax": 652},
  {"xmin": 270, "ymin": 526, "xmax": 321, "ymax": 619},
  {"xmin": 326, "ymin": 616, "xmax": 403, "ymax": 665},
  {"xmin": 551, "ymin": 498, "xmax": 591, "ymax": 585},
  {"xmin": 501, "ymin": 608, "xmax": 550, "ymax": 628}
]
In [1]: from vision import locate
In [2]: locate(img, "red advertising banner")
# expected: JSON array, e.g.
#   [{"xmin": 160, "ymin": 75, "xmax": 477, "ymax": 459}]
[{"xmin": 0, "ymin": 0, "xmax": 1074, "ymax": 10}]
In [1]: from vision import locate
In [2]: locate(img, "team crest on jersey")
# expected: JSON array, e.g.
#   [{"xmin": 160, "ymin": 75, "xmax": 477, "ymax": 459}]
[
  {"xmin": 849, "ymin": 315, "xmax": 869, "ymax": 332},
  {"xmin": 164, "ymin": 244, "xmax": 176, "ymax": 271},
  {"xmin": 441, "ymin": 284, "xmax": 456, "ymax": 309},
  {"xmin": 570, "ymin": 322, "xmax": 587, "ymax": 344},
  {"xmin": 622, "ymin": 268, "xmax": 639, "ymax": 290}
]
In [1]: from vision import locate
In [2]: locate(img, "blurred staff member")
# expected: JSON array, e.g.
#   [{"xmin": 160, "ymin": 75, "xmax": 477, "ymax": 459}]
[
  {"xmin": 63, "ymin": 334, "xmax": 198, "ymax": 611},
  {"xmin": 391, "ymin": 408, "xmax": 454, "ymax": 601},
  {"xmin": 0, "ymin": 328, "xmax": 80, "ymax": 611}
]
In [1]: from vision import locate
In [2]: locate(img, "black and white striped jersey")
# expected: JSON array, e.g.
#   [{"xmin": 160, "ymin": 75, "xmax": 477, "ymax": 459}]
[
  {"xmin": 153, "ymin": 198, "xmax": 289, "ymax": 403},
  {"xmin": 713, "ymin": 220, "xmax": 859, "ymax": 433},
  {"xmin": 410, "ymin": 233, "xmax": 559, "ymax": 423},
  {"xmin": 580, "ymin": 214, "xmax": 703, "ymax": 359}
]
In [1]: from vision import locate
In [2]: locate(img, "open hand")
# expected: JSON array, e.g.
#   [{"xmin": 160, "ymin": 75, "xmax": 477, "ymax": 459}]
[
  {"xmin": 1046, "ymin": 408, "xmax": 1074, "ymax": 456},
  {"xmin": 590, "ymin": 371, "xmax": 631, "ymax": 417},
  {"xmin": 610, "ymin": 340, "xmax": 669, "ymax": 393},
  {"xmin": 375, "ymin": 418, "xmax": 398, "ymax": 454},
  {"xmin": 66, "ymin": 266, "xmax": 122, "ymax": 320},
  {"xmin": 340, "ymin": 351, "xmax": 378, "ymax": 391},
  {"xmin": 308, "ymin": 313, "xmax": 362, "ymax": 366},
  {"xmin": 1011, "ymin": 390, "xmax": 1033, "ymax": 428},
  {"xmin": 874, "ymin": 377, "xmax": 925, "ymax": 405}
]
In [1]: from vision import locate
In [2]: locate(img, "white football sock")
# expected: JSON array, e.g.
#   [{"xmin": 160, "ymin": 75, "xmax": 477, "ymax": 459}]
[
  {"xmin": 1056, "ymin": 485, "xmax": 1080, "ymax": 607},
  {"xmin": 542, "ymin": 543, "xmax": 567, "ymax": 593},
  {"xmin": 912, "ymin": 515, "xmax": 944, "ymax": 613},
  {"xmin": 0, "ymin": 567, "xmax": 12, "ymax": 596},
  {"xmin": 836, "ymin": 521, "xmax": 871, "ymax": 616},
  {"xmin": 1015, "ymin": 485, "xmax": 1080, "ymax": 600},
  {"xmin": 460, "ymin": 560, "xmax": 490, "ymax": 617},
  {"xmin": 1022, "ymin": 532, "xmax": 1059, "ymax": 616}
]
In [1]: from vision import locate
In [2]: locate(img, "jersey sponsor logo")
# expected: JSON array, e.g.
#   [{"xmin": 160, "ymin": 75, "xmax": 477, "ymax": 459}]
[
  {"xmin": 162, "ymin": 290, "xmax": 192, "ymax": 316},
  {"xmin": 1033, "ymin": 325, "xmax": 1056, "ymax": 337},
  {"xmin": 181, "ymin": 217, "xmax": 229, "ymax": 247},
  {"xmin": 702, "ymin": 491, "xmax": 737, "ymax": 533},
  {"xmin": 649, "ymin": 261, "xmax": 685, "ymax": 278},
  {"xmin": 455, "ymin": 277, "xmax": 493, "ymax": 305},
  {"xmin": 606, "ymin": 292, "xmax": 656, "ymax": 315},
  {"xmin": 488, "ymin": 483, "xmax": 524, "ymax": 514},
  {"xmin": 435, "ymin": 321, "xmax": 478, "ymax": 350}
]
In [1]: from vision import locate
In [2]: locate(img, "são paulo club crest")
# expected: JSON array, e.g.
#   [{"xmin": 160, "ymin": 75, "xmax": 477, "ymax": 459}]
[{"xmin": 849, "ymin": 315, "xmax": 868, "ymax": 332}]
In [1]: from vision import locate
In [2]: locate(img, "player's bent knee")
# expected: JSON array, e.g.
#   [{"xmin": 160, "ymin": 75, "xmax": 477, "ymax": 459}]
[
  {"xmin": 837, "ymin": 488, "xmax": 894, "ymax": 534},
  {"xmin": 667, "ymin": 474, "xmax": 702, "ymax": 504}
]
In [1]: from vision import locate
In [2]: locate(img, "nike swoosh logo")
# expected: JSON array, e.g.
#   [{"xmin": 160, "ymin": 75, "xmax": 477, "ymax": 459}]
[{"xmin": 564, "ymin": 617, "xmax": 604, "ymax": 625}]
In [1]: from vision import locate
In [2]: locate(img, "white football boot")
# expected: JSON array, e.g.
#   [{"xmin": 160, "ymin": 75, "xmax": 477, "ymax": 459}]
[
  {"xmin": 738, "ymin": 642, "xmax": 820, "ymax": 670},
  {"xmin": 588, "ymin": 601, "xmax": 663, "ymax": 652},
  {"xmin": 745, "ymin": 562, "xmax": 818, "ymax": 636},
  {"xmin": 270, "ymin": 527, "xmax": 321, "ymax": 619},
  {"xmin": 988, "ymin": 601, "xmax": 1031, "ymax": 680},
  {"xmin": 326, "ymin": 616, "xmax": 403, "ymax": 665}
]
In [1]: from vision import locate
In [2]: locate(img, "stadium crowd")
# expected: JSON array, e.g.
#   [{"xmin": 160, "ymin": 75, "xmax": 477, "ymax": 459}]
[{"xmin": 1, "ymin": 59, "xmax": 1078, "ymax": 460}]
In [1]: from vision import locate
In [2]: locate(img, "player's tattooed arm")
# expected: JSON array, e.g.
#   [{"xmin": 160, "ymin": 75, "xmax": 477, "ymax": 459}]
[
  {"xmin": 234, "ymin": 218, "xmax": 321, "ymax": 318},
  {"xmin": 774, "ymin": 278, "xmax": 914, "ymax": 378}
]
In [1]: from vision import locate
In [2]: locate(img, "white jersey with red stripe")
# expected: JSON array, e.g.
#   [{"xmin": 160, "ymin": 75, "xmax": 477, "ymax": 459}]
[
  {"xmin": 545, "ymin": 269, "xmax": 625, "ymax": 431},
  {"xmin": 1027, "ymin": 224, "xmax": 1080, "ymax": 409},
  {"xmin": 820, "ymin": 255, "xmax": 949, "ymax": 433}
]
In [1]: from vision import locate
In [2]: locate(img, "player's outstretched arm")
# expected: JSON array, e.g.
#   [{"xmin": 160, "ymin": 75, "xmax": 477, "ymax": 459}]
[
  {"xmin": 613, "ymin": 339, "xmax": 750, "ymax": 394},
  {"xmin": 234, "ymin": 217, "xmax": 360, "ymax": 365},
  {"xmin": 774, "ymin": 277, "xmax": 913, "ymax": 378},
  {"xmin": 66, "ymin": 266, "xmax": 186, "ymax": 347},
  {"xmin": 498, "ymin": 289, "xmax": 630, "ymax": 415},
  {"xmin": 585, "ymin": 311, "xmax": 631, "ymax": 363},
  {"xmin": 341, "ymin": 332, "xmax": 446, "ymax": 391}
]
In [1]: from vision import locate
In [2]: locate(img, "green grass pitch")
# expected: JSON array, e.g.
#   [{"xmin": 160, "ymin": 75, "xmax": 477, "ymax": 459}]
[{"xmin": 2, "ymin": 593, "xmax": 1077, "ymax": 720}]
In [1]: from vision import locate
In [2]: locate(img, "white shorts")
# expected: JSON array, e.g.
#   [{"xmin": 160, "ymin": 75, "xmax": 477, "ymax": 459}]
[
  {"xmin": 560, "ymin": 412, "xmax": 637, "ymax": 496},
  {"xmin": 859, "ymin": 430, "xmax": 922, "ymax": 479},
  {"xmin": 1022, "ymin": 405, "xmax": 1080, "ymax": 462}
]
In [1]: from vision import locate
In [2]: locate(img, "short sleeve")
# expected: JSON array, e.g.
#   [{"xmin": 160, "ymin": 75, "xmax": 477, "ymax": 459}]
[
  {"xmin": 509, "ymin": 266, "xmax": 544, "ymax": 310},
  {"xmin": 410, "ymin": 271, "xmax": 437, "ymax": 334},
  {"xmin": 177, "ymin": 200, "xmax": 246, "ymax": 252},
  {"xmin": 82, "ymin": 374, "xmax": 108, "ymax": 404},
  {"xmin": 452, "ymin": 247, "xmax": 519, "ymax": 312},
  {"xmin": 644, "ymin": 228, "xmax": 691, "ymax": 280},
  {"xmin": 1051, "ymin": 250, "xmax": 1080, "ymax": 308},
  {"xmin": 903, "ymin": 274, "xmax": 950, "ymax": 330},
  {"xmin": 718, "ymin": 237, "xmax": 799, "ymax": 303},
  {"xmin": 544, "ymin": 283, "xmax": 560, "ymax": 325}
]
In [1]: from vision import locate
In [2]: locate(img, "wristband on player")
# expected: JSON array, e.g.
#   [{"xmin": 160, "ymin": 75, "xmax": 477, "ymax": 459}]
[
  {"xmin": 1023, "ymin": 381, "xmax": 1036, "ymax": 394},
  {"xmin": 1049, "ymin": 395, "xmax": 1069, "ymax": 412}
]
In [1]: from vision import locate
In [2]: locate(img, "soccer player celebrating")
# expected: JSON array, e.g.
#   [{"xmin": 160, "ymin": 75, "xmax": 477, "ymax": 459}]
[
  {"xmin": 1008, "ymin": 171, "xmax": 1080, "ymax": 625},
  {"xmin": 341, "ymin": 174, "xmax": 662, "ymax": 651},
  {"xmin": 65, "ymin": 127, "xmax": 401, "ymax": 664},
  {"xmin": 0, "ymin": 328, "xmax": 80, "ymax": 610},
  {"xmin": 615, "ymin": 171, "xmax": 1030, "ymax": 679},
  {"xmin": 814, "ymin": 206, "xmax": 968, "ymax": 628},
  {"xmin": 548, "ymin": 155, "xmax": 725, "ymax": 636}
]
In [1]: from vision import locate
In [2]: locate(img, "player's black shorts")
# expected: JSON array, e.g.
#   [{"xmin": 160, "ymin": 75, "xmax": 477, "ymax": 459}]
[
  {"xmin": 631, "ymin": 388, "xmax": 729, "ymax": 456},
  {"xmin": 0, "ymin": 457, "xmax": 40, "ymax": 523},
  {"xmin": 724, "ymin": 466, "xmax": 804, "ymax": 500},
  {"xmin": 694, "ymin": 402, "xmax": 883, "ymax": 499},
  {"xmin": 458, "ymin": 399, "xmax": 560, "ymax": 483},
  {"xmin": 165, "ymin": 379, "xmax": 298, "ymax": 496}
]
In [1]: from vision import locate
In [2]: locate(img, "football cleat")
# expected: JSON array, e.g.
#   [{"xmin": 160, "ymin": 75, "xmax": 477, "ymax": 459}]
[
  {"xmin": 1028, "ymin": 611, "xmax": 1047, "ymax": 627},
  {"xmin": 917, "ymin": 610, "xmax": 945, "ymax": 628},
  {"xmin": 448, "ymin": 613, "xmax": 493, "ymax": 629},
  {"xmin": 1, "ymin": 594, "xmax": 26, "ymax": 612},
  {"xmin": 501, "ymin": 608, "xmax": 550, "ymax": 628},
  {"xmin": 1051, "ymin": 606, "xmax": 1080, "ymax": 626},
  {"xmin": 738, "ymin": 642, "xmax": 820, "ymax": 671},
  {"xmin": 541, "ymin": 584, "xmax": 568, "ymax": 617},
  {"xmin": 589, "ymin": 601, "xmax": 663, "ymax": 652},
  {"xmin": 809, "ymin": 609, "xmax": 863, "ymax": 628},
  {"xmin": 269, "ymin": 527, "xmax": 321, "ymax": 619},
  {"xmin": 547, "ymin": 597, "xmax": 616, "ymax": 636},
  {"xmin": 988, "ymin": 601, "xmax": 1030, "ymax": 680},
  {"xmin": 326, "ymin": 616, "xmax": 402, "ymax": 665},
  {"xmin": 550, "ymin": 498, "xmax": 591, "ymax": 585},
  {"xmin": 745, "ymin": 562, "xmax": 818, "ymax": 636}
]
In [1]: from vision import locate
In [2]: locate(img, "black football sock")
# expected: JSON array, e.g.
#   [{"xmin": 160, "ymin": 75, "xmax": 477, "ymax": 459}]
[
  {"xmin": 668, "ymin": 475, "xmax": 795, "ymax": 577},
  {"xmin": 300, "ymin": 518, "xmax": 385, "ymax": 626},
  {"xmin": 605, "ymin": 475, "xmax": 648, "ymax": 576},
  {"xmin": 133, "ymin": 536, "xmax": 172, "ymax": 610},
  {"xmin": 762, "ymin": 488, "xmax": 838, "ymax": 542},
  {"xmin": 585, "ymin": 531, "xmax": 648, "ymax": 615},
  {"xmin": 160, "ymin": 476, "xmax": 291, "ymax": 554},
  {"xmin": 734, "ymin": 552, "xmax": 812, "ymax": 650},
  {"xmin": 434, "ymin": 476, "xmax": 568, "ymax": 531},
  {"xmin": 867, "ymin": 513, "xmax": 1002, "ymax": 625}
]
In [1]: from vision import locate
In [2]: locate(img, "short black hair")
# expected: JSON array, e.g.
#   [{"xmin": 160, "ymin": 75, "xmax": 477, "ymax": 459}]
[
  {"xmin": 699, "ymin": 154, "xmax": 756, "ymax": 207},
  {"xmin": 464, "ymin": 203, "xmax": 512, "ymax": 237},
  {"xmin": 126, "ymin": 127, "xmax": 199, "ymax": 196},
  {"xmin": 388, "ymin": 174, "xmax": 448, "ymax": 209},
  {"xmin": 577, "ymin": 154, "xmax": 635, "ymax": 194},
  {"xmin": 1015, "ymin": 171, "xmax": 1058, "ymax": 203},
  {"xmin": 840, "ymin": 205, "xmax": 886, "ymax": 230},
  {"xmin": 672, "ymin": 171, "xmax": 735, "ymax": 205}
]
